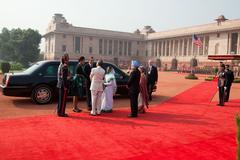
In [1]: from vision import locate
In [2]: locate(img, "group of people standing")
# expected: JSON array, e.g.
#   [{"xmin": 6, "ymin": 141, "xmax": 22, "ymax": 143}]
[
  {"xmin": 56, "ymin": 53, "xmax": 158, "ymax": 118},
  {"xmin": 217, "ymin": 62, "xmax": 235, "ymax": 106},
  {"xmin": 127, "ymin": 60, "xmax": 158, "ymax": 117}
]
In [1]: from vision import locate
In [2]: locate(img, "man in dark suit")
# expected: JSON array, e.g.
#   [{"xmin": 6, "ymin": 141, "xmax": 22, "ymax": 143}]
[
  {"xmin": 147, "ymin": 60, "xmax": 158, "ymax": 101},
  {"xmin": 127, "ymin": 60, "xmax": 141, "ymax": 118},
  {"xmin": 84, "ymin": 57, "xmax": 96, "ymax": 111},
  {"xmin": 225, "ymin": 64, "xmax": 234, "ymax": 102}
]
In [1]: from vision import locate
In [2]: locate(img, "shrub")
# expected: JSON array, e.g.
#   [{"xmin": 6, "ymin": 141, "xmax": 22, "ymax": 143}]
[
  {"xmin": 205, "ymin": 76, "xmax": 214, "ymax": 81},
  {"xmin": 234, "ymin": 78, "xmax": 240, "ymax": 83},
  {"xmin": 10, "ymin": 62, "xmax": 23, "ymax": 71},
  {"xmin": 1, "ymin": 62, "xmax": 10, "ymax": 74},
  {"xmin": 185, "ymin": 73, "xmax": 198, "ymax": 80},
  {"xmin": 237, "ymin": 115, "xmax": 240, "ymax": 160}
]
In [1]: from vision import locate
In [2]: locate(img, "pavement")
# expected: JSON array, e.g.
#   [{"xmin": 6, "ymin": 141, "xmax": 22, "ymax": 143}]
[{"xmin": 0, "ymin": 72, "xmax": 238, "ymax": 119}]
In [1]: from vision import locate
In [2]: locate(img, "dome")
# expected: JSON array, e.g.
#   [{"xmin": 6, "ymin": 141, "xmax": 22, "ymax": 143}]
[{"xmin": 215, "ymin": 15, "xmax": 228, "ymax": 22}]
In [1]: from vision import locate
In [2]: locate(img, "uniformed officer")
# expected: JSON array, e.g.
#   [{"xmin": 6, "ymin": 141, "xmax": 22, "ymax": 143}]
[{"xmin": 57, "ymin": 54, "xmax": 70, "ymax": 117}]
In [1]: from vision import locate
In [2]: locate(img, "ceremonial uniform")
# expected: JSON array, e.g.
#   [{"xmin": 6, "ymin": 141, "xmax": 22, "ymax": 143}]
[
  {"xmin": 57, "ymin": 63, "xmax": 70, "ymax": 116},
  {"xmin": 225, "ymin": 68, "xmax": 234, "ymax": 102},
  {"xmin": 217, "ymin": 71, "xmax": 226, "ymax": 106}
]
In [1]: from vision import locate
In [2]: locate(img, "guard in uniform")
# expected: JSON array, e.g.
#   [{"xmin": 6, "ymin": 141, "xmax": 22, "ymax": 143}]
[
  {"xmin": 224, "ymin": 64, "xmax": 234, "ymax": 102},
  {"xmin": 217, "ymin": 64, "xmax": 226, "ymax": 106},
  {"xmin": 57, "ymin": 55, "xmax": 70, "ymax": 117}
]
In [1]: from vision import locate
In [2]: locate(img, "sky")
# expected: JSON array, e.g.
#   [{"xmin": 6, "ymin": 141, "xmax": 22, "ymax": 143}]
[{"xmin": 0, "ymin": 0, "xmax": 239, "ymax": 51}]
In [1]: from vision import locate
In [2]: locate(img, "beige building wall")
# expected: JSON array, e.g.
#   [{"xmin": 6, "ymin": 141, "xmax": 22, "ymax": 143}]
[{"xmin": 44, "ymin": 14, "xmax": 240, "ymax": 69}]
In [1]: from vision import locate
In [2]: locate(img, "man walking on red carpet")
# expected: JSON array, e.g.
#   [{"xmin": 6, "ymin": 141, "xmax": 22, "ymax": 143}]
[{"xmin": 127, "ymin": 60, "xmax": 141, "ymax": 118}]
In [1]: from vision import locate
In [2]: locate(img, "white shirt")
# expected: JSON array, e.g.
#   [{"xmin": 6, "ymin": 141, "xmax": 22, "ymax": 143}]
[{"xmin": 90, "ymin": 66, "xmax": 105, "ymax": 91}]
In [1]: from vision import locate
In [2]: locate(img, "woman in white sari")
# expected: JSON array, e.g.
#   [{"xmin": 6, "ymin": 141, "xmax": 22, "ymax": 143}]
[{"xmin": 101, "ymin": 67, "xmax": 117, "ymax": 113}]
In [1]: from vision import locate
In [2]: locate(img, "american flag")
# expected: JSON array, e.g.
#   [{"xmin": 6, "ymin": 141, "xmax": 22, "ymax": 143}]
[{"xmin": 192, "ymin": 34, "xmax": 203, "ymax": 47}]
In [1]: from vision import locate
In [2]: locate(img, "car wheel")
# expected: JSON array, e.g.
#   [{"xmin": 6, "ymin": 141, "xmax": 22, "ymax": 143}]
[{"xmin": 31, "ymin": 84, "xmax": 53, "ymax": 104}]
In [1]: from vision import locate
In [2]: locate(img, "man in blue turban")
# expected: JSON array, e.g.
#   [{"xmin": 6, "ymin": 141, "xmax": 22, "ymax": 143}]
[{"xmin": 127, "ymin": 60, "xmax": 141, "ymax": 117}]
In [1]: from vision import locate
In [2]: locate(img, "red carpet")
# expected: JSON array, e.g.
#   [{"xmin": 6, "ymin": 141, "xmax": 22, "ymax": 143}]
[{"xmin": 0, "ymin": 81, "xmax": 239, "ymax": 160}]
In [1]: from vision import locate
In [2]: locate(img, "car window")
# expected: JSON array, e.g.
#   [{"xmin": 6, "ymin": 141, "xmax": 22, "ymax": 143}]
[
  {"xmin": 103, "ymin": 63, "xmax": 124, "ymax": 79},
  {"xmin": 68, "ymin": 64, "xmax": 76, "ymax": 76},
  {"xmin": 44, "ymin": 65, "xmax": 58, "ymax": 76}
]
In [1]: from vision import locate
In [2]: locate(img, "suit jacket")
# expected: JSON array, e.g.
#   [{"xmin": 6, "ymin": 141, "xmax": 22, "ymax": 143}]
[
  {"xmin": 225, "ymin": 69, "xmax": 234, "ymax": 87},
  {"xmin": 127, "ymin": 69, "xmax": 141, "ymax": 94},
  {"xmin": 90, "ymin": 66, "xmax": 105, "ymax": 91},
  {"xmin": 147, "ymin": 65, "xmax": 158, "ymax": 84},
  {"xmin": 84, "ymin": 63, "xmax": 96, "ymax": 82}
]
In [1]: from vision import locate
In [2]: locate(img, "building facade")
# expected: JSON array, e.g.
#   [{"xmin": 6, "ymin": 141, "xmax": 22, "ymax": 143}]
[{"xmin": 44, "ymin": 14, "xmax": 240, "ymax": 69}]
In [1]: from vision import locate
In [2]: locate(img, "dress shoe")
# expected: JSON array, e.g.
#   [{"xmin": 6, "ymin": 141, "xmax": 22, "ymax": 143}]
[
  {"xmin": 90, "ymin": 113, "xmax": 96, "ymax": 116},
  {"xmin": 73, "ymin": 108, "xmax": 82, "ymax": 113},
  {"xmin": 128, "ymin": 114, "xmax": 138, "ymax": 118}
]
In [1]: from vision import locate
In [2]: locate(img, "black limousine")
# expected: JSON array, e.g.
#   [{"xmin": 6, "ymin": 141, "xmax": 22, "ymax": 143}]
[{"xmin": 0, "ymin": 60, "xmax": 156, "ymax": 104}]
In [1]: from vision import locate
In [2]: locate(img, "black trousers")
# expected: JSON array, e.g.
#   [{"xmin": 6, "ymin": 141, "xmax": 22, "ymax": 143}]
[
  {"xmin": 218, "ymin": 87, "xmax": 225, "ymax": 106},
  {"xmin": 57, "ymin": 87, "xmax": 68, "ymax": 116},
  {"xmin": 147, "ymin": 83, "xmax": 154, "ymax": 100},
  {"xmin": 225, "ymin": 85, "xmax": 231, "ymax": 102},
  {"xmin": 86, "ymin": 81, "xmax": 92, "ymax": 109},
  {"xmin": 130, "ymin": 92, "xmax": 139, "ymax": 116}
]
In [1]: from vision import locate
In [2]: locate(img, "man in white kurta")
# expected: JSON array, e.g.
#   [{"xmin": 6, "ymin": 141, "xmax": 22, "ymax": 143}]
[{"xmin": 90, "ymin": 60, "xmax": 105, "ymax": 116}]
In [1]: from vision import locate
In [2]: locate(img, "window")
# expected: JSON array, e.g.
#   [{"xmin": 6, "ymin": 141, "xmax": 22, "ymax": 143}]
[
  {"xmin": 104, "ymin": 39, "xmax": 107, "ymax": 55},
  {"xmin": 114, "ymin": 40, "xmax": 118, "ymax": 55},
  {"xmin": 162, "ymin": 41, "xmax": 165, "ymax": 56},
  {"xmin": 199, "ymin": 37, "xmax": 204, "ymax": 55},
  {"xmin": 89, "ymin": 37, "xmax": 93, "ymax": 41},
  {"xmin": 217, "ymin": 33, "xmax": 220, "ymax": 38},
  {"xmin": 63, "ymin": 34, "xmax": 66, "ymax": 38},
  {"xmin": 179, "ymin": 40, "xmax": 183, "ymax": 56},
  {"xmin": 109, "ymin": 40, "xmax": 112, "ymax": 55},
  {"xmin": 145, "ymin": 50, "xmax": 148, "ymax": 57},
  {"xmin": 89, "ymin": 47, "xmax": 93, "ymax": 54},
  {"xmin": 44, "ymin": 65, "xmax": 58, "ymax": 76},
  {"xmin": 119, "ymin": 41, "xmax": 123, "ymax": 56},
  {"xmin": 75, "ymin": 37, "xmax": 80, "ymax": 53},
  {"xmin": 183, "ymin": 39, "xmax": 187, "ymax": 56},
  {"xmin": 99, "ymin": 39, "xmax": 103, "ymax": 54},
  {"xmin": 166, "ymin": 41, "xmax": 169, "ymax": 56},
  {"xmin": 128, "ymin": 42, "xmax": 132, "ymax": 56},
  {"xmin": 124, "ymin": 41, "xmax": 127, "ymax": 55},
  {"xmin": 231, "ymin": 33, "xmax": 238, "ymax": 54},
  {"xmin": 136, "ymin": 50, "xmax": 139, "ymax": 56},
  {"xmin": 62, "ymin": 45, "xmax": 66, "ymax": 53},
  {"xmin": 151, "ymin": 42, "xmax": 154, "ymax": 56},
  {"xmin": 174, "ymin": 40, "xmax": 178, "ymax": 56},
  {"xmin": 188, "ymin": 38, "xmax": 192, "ymax": 56},
  {"xmin": 204, "ymin": 36, "xmax": 209, "ymax": 55}
]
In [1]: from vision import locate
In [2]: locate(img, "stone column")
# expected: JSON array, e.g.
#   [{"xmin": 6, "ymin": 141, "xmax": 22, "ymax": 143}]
[
  {"xmin": 186, "ymin": 38, "xmax": 189, "ymax": 56},
  {"xmin": 172, "ymin": 40, "xmax": 175, "ymax": 57},
  {"xmin": 238, "ymin": 32, "xmax": 240, "ymax": 54},
  {"xmin": 202, "ymin": 37, "xmax": 206, "ymax": 56}
]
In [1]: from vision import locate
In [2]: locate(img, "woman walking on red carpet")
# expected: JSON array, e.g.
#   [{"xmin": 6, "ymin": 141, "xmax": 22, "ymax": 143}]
[
  {"xmin": 138, "ymin": 66, "xmax": 149, "ymax": 113},
  {"xmin": 57, "ymin": 54, "xmax": 71, "ymax": 117}
]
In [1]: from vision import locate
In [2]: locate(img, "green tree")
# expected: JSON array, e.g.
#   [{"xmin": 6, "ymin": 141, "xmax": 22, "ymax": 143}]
[{"xmin": 0, "ymin": 28, "xmax": 41, "ymax": 67}]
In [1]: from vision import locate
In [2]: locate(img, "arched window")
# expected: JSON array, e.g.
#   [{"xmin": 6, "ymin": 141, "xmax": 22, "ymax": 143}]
[{"xmin": 215, "ymin": 43, "xmax": 219, "ymax": 55}]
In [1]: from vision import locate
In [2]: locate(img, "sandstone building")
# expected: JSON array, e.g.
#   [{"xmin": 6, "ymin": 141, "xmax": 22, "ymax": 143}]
[{"xmin": 43, "ymin": 14, "xmax": 240, "ymax": 69}]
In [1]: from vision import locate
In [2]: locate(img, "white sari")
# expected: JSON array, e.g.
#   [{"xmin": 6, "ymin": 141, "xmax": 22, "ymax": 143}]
[{"xmin": 101, "ymin": 71, "xmax": 117, "ymax": 111}]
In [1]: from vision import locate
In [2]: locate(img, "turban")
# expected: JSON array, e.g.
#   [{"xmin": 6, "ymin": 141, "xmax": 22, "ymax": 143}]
[{"xmin": 131, "ymin": 60, "xmax": 140, "ymax": 68}]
